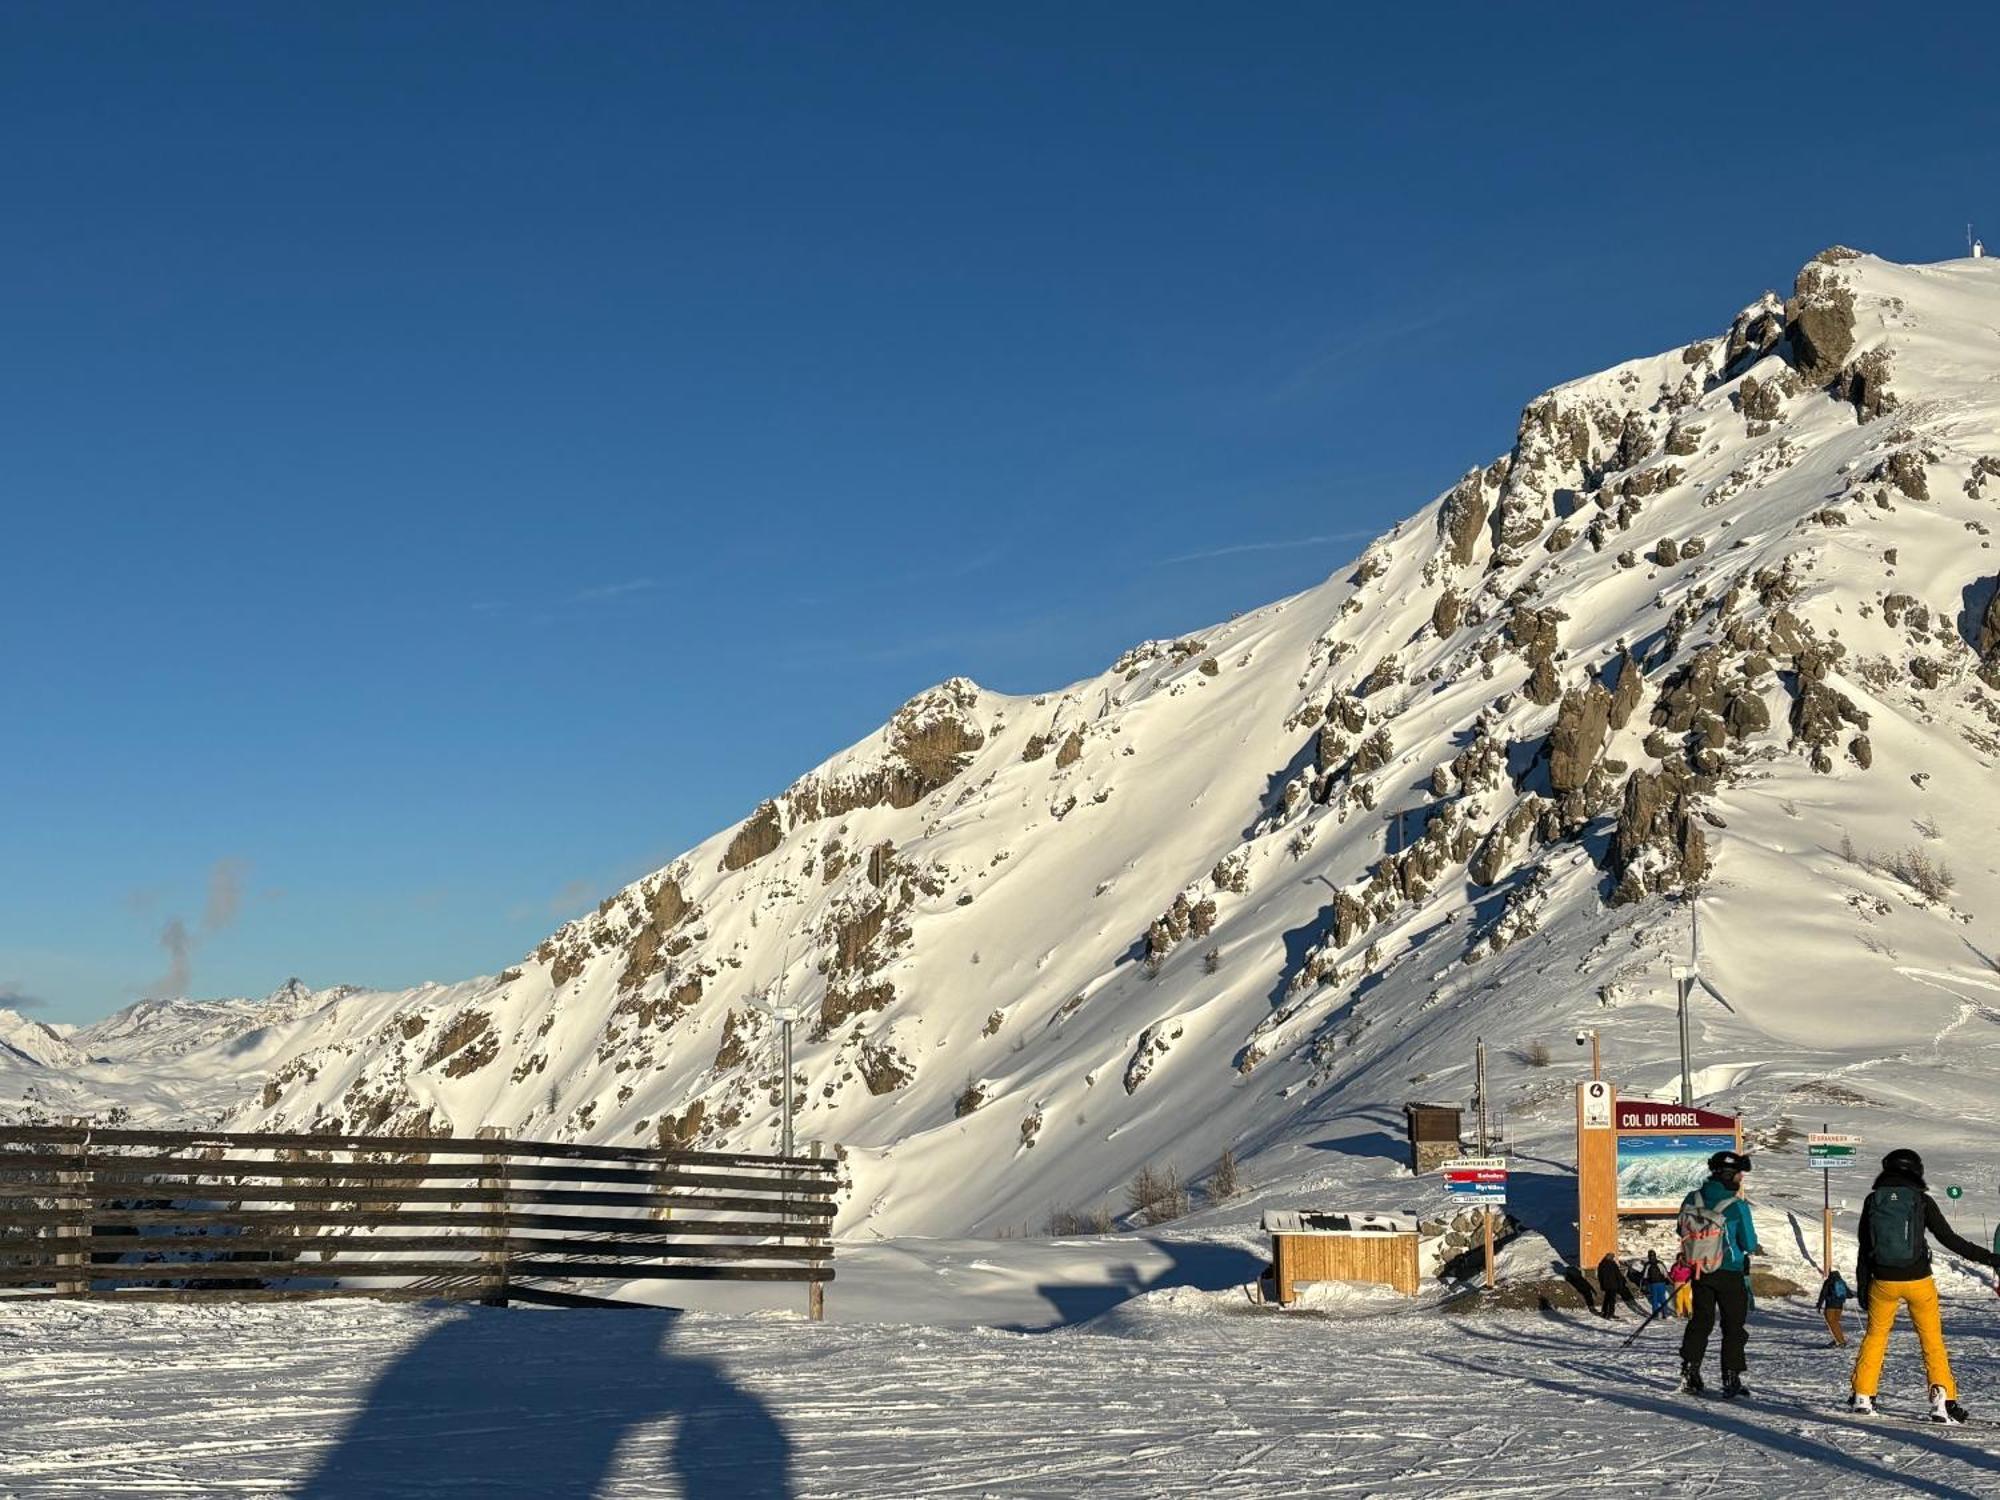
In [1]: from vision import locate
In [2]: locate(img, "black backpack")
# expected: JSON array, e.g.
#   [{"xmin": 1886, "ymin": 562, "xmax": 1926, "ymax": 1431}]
[{"xmin": 1867, "ymin": 1184, "xmax": 1922, "ymax": 1265}]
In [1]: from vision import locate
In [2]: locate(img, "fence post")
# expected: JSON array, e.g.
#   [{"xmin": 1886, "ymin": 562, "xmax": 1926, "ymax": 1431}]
[
  {"xmin": 477, "ymin": 1126, "xmax": 508, "ymax": 1306},
  {"xmin": 54, "ymin": 1116, "xmax": 89, "ymax": 1297},
  {"xmin": 806, "ymin": 1140, "xmax": 825, "ymax": 1323}
]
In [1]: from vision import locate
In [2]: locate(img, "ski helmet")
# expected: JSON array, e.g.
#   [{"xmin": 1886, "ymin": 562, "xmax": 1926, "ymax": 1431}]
[
  {"xmin": 1708, "ymin": 1150, "xmax": 1752, "ymax": 1176},
  {"xmin": 1882, "ymin": 1148, "xmax": 1925, "ymax": 1179}
]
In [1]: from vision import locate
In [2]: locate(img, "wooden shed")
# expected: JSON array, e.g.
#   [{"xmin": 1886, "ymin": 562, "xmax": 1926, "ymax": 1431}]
[
  {"xmin": 1403, "ymin": 1102, "xmax": 1464, "ymax": 1175},
  {"xmin": 1262, "ymin": 1210, "xmax": 1420, "ymax": 1302}
]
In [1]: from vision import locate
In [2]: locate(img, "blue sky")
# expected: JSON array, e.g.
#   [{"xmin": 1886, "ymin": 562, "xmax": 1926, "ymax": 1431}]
[{"xmin": 6, "ymin": 3, "xmax": 1998, "ymax": 1022}]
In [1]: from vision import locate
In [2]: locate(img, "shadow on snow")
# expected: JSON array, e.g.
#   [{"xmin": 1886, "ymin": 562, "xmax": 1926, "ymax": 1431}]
[{"xmin": 298, "ymin": 1304, "xmax": 790, "ymax": 1500}]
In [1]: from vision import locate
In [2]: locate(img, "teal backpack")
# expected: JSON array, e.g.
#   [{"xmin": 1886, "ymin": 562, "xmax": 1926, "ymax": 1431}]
[{"xmin": 1867, "ymin": 1184, "xmax": 1922, "ymax": 1264}]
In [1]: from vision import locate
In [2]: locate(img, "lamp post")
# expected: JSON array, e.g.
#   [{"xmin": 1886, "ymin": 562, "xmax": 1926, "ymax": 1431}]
[
  {"xmin": 1672, "ymin": 965, "xmax": 1696, "ymax": 1106},
  {"xmin": 748, "ymin": 988, "xmax": 812, "ymax": 1160}
]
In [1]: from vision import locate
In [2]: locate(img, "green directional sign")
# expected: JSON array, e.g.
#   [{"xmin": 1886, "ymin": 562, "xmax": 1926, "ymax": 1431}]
[{"xmin": 1946, "ymin": 1185, "xmax": 1963, "ymax": 1200}]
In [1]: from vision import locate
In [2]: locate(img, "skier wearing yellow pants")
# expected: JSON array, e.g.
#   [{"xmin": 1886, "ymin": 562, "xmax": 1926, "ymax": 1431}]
[{"xmin": 1849, "ymin": 1148, "xmax": 1999, "ymax": 1424}]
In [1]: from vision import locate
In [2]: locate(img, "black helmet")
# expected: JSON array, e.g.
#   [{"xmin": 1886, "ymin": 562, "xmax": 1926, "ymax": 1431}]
[
  {"xmin": 1882, "ymin": 1148, "xmax": 1925, "ymax": 1179},
  {"xmin": 1708, "ymin": 1150, "xmax": 1752, "ymax": 1176}
]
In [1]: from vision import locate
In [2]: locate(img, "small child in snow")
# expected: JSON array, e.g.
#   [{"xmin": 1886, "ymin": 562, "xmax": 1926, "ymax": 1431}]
[
  {"xmin": 1669, "ymin": 1255, "xmax": 1694, "ymax": 1319},
  {"xmin": 1817, "ymin": 1268, "xmax": 1853, "ymax": 1348},
  {"xmin": 1641, "ymin": 1251, "xmax": 1671, "ymax": 1317}
]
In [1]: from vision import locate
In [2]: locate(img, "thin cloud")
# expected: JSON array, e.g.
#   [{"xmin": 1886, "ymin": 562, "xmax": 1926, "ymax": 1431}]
[
  {"xmin": 0, "ymin": 983, "xmax": 49, "ymax": 1012},
  {"xmin": 1153, "ymin": 530, "xmax": 1379, "ymax": 567},
  {"xmin": 547, "ymin": 878, "xmax": 597, "ymax": 917},
  {"xmin": 574, "ymin": 579, "xmax": 658, "ymax": 603}
]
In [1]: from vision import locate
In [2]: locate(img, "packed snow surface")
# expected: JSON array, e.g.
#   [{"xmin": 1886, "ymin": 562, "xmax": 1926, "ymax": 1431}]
[{"xmin": 2, "ymin": 1274, "xmax": 1997, "ymax": 1498}]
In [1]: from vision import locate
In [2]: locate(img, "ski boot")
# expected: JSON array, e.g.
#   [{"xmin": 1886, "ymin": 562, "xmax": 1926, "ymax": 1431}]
[
  {"xmin": 1847, "ymin": 1393, "xmax": 1877, "ymax": 1417},
  {"xmin": 1929, "ymin": 1385, "xmax": 1969, "ymax": 1425},
  {"xmin": 1720, "ymin": 1371, "xmax": 1748, "ymax": 1401},
  {"xmin": 1677, "ymin": 1360, "xmax": 1705, "ymax": 1395}
]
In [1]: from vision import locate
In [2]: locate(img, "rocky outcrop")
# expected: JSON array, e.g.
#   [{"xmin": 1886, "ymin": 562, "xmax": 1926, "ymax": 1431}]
[
  {"xmin": 1438, "ymin": 468, "xmax": 1496, "ymax": 566},
  {"xmin": 1606, "ymin": 650, "xmax": 1645, "ymax": 730},
  {"xmin": 1977, "ymin": 579, "xmax": 2000, "ymax": 673},
  {"xmin": 1833, "ymin": 348, "xmax": 1896, "ymax": 422},
  {"xmin": 1469, "ymin": 797, "xmax": 1545, "ymax": 887},
  {"xmin": 1788, "ymin": 650, "xmax": 1871, "ymax": 774},
  {"xmin": 1549, "ymin": 684, "xmax": 1613, "ymax": 793},
  {"xmin": 1785, "ymin": 253, "xmax": 1858, "ymax": 385},
  {"xmin": 1608, "ymin": 767, "xmax": 1709, "ymax": 905},
  {"xmin": 1124, "ymin": 1020, "xmax": 1184, "ymax": 1094}
]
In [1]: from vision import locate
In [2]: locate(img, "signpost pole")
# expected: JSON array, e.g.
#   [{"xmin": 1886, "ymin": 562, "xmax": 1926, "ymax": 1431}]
[
  {"xmin": 1483, "ymin": 1207, "xmax": 1496, "ymax": 1289},
  {"xmin": 1822, "ymin": 1119, "xmax": 1833, "ymax": 1273},
  {"xmin": 1475, "ymin": 1039, "xmax": 1489, "ymax": 1156}
]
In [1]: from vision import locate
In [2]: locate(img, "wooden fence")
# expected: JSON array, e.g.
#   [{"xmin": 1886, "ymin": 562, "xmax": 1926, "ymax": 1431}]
[{"xmin": 0, "ymin": 1122, "xmax": 835, "ymax": 1314}]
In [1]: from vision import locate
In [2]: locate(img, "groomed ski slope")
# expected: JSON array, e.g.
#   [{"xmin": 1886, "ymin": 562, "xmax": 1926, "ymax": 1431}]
[{"xmin": 2, "ymin": 1280, "xmax": 1996, "ymax": 1498}]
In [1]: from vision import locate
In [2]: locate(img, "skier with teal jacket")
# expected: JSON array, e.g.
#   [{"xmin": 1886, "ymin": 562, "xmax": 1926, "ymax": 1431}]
[{"xmin": 1678, "ymin": 1151, "xmax": 1762, "ymax": 1398}]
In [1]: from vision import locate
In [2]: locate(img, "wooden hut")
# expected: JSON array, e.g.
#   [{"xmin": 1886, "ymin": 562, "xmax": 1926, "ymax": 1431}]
[
  {"xmin": 1403, "ymin": 1102, "xmax": 1463, "ymax": 1175},
  {"xmin": 1262, "ymin": 1210, "xmax": 1420, "ymax": 1302}
]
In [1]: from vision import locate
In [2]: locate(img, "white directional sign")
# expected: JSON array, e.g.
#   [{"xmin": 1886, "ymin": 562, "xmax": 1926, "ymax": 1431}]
[
  {"xmin": 1808, "ymin": 1133, "xmax": 1862, "ymax": 1170},
  {"xmin": 1442, "ymin": 1157, "xmax": 1508, "ymax": 1204}
]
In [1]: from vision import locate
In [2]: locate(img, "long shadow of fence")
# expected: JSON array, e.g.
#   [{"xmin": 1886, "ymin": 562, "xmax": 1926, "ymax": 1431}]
[{"xmin": 299, "ymin": 1305, "xmax": 790, "ymax": 1499}]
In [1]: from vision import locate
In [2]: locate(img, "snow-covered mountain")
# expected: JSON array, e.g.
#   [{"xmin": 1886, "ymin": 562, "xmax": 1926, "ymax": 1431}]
[
  {"xmin": 24, "ymin": 249, "xmax": 2000, "ymax": 1244},
  {"xmin": 0, "ymin": 1009, "xmax": 85, "ymax": 1070},
  {"xmin": 0, "ymin": 980, "xmax": 366, "ymax": 1126},
  {"xmin": 72, "ymin": 979, "xmax": 360, "ymax": 1065}
]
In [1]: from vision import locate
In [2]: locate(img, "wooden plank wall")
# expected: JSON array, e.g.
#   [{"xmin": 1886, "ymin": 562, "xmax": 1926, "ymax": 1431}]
[
  {"xmin": 1273, "ymin": 1232, "xmax": 1419, "ymax": 1301},
  {"xmin": 0, "ymin": 1122, "xmax": 836, "ymax": 1307}
]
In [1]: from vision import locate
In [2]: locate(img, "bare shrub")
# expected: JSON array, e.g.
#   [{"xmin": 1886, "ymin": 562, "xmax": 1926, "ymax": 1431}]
[
  {"xmin": 1209, "ymin": 1147, "xmax": 1239, "ymax": 1202},
  {"xmin": 1839, "ymin": 830, "xmax": 1859, "ymax": 865},
  {"xmin": 1915, "ymin": 814, "xmax": 1944, "ymax": 841},
  {"xmin": 1518, "ymin": 1039, "xmax": 1552, "ymax": 1068},
  {"xmin": 1087, "ymin": 1203, "xmax": 1114, "ymax": 1234},
  {"xmin": 1126, "ymin": 1163, "xmax": 1189, "ymax": 1226},
  {"xmin": 1203, "ymin": 948, "xmax": 1222, "ymax": 975},
  {"xmin": 1878, "ymin": 844, "xmax": 1953, "ymax": 900},
  {"xmin": 1045, "ymin": 1206, "xmax": 1082, "ymax": 1236}
]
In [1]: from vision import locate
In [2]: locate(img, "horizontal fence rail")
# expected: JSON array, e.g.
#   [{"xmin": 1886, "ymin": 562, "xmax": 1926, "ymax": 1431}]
[{"xmin": 0, "ymin": 1121, "xmax": 837, "ymax": 1313}]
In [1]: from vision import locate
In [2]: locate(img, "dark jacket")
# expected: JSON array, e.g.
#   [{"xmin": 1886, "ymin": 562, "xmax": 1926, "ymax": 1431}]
[
  {"xmin": 1596, "ymin": 1253, "xmax": 1629, "ymax": 1289},
  {"xmin": 1640, "ymin": 1255, "xmax": 1669, "ymax": 1288},
  {"xmin": 1856, "ymin": 1167, "xmax": 1997, "ymax": 1294},
  {"xmin": 1815, "ymin": 1271, "xmax": 1851, "ymax": 1309}
]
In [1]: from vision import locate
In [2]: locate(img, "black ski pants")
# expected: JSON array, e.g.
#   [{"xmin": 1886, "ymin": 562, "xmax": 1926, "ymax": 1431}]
[{"xmin": 1680, "ymin": 1268, "xmax": 1750, "ymax": 1373}]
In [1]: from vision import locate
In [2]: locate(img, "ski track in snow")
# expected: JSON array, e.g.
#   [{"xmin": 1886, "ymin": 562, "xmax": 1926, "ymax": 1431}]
[{"xmin": 2, "ymin": 1297, "xmax": 1997, "ymax": 1498}]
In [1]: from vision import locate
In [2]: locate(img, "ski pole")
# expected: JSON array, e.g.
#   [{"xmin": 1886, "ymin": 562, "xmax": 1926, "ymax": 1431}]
[{"xmin": 1619, "ymin": 1305, "xmax": 1664, "ymax": 1349}]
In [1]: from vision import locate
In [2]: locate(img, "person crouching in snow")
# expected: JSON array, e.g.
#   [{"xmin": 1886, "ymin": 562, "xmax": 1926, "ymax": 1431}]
[
  {"xmin": 1849, "ymin": 1148, "xmax": 2000, "ymax": 1424},
  {"xmin": 1816, "ymin": 1267, "xmax": 1853, "ymax": 1347}
]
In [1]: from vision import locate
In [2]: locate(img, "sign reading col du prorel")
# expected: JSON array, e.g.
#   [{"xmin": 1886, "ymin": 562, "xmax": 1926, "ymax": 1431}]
[{"xmin": 1614, "ymin": 1101, "xmax": 1737, "ymax": 1132}]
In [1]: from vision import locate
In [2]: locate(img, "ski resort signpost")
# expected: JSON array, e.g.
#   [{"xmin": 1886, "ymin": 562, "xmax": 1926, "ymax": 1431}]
[
  {"xmin": 1808, "ymin": 1132, "xmax": 1862, "ymax": 1272},
  {"xmin": 1442, "ymin": 1156, "xmax": 1507, "ymax": 1288},
  {"xmin": 1576, "ymin": 1084, "xmax": 1741, "ymax": 1269}
]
